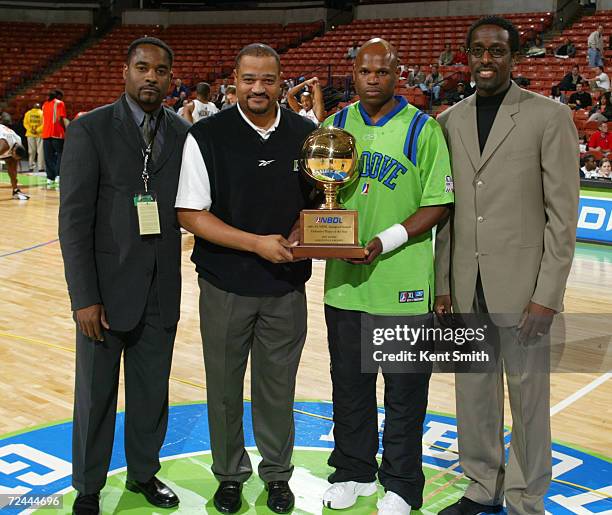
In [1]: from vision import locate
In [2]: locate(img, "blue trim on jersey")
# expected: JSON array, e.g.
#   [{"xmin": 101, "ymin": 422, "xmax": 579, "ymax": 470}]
[
  {"xmin": 333, "ymin": 106, "xmax": 349, "ymax": 128},
  {"xmin": 403, "ymin": 110, "xmax": 430, "ymax": 166},
  {"xmin": 358, "ymin": 95, "xmax": 408, "ymax": 127}
]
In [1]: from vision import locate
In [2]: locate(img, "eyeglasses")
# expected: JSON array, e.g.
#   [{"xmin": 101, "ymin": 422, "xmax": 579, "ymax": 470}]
[{"xmin": 467, "ymin": 46, "xmax": 509, "ymax": 58}]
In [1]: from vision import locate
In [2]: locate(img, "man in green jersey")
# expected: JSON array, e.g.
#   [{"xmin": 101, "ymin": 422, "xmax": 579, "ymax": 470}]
[{"xmin": 320, "ymin": 39, "xmax": 454, "ymax": 514}]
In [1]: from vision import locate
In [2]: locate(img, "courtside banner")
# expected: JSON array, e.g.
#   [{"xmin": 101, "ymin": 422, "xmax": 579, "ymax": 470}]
[{"xmin": 577, "ymin": 196, "xmax": 612, "ymax": 245}]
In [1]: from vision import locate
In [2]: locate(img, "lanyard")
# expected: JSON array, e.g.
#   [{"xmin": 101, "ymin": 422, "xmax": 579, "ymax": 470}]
[{"xmin": 141, "ymin": 112, "xmax": 163, "ymax": 193}]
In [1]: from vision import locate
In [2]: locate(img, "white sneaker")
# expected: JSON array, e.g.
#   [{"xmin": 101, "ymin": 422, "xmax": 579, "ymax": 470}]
[
  {"xmin": 46, "ymin": 179, "xmax": 54, "ymax": 188},
  {"xmin": 376, "ymin": 490, "xmax": 411, "ymax": 514},
  {"xmin": 322, "ymin": 481, "xmax": 377, "ymax": 509},
  {"xmin": 12, "ymin": 189, "xmax": 30, "ymax": 200},
  {"xmin": 54, "ymin": 176, "xmax": 60, "ymax": 184}
]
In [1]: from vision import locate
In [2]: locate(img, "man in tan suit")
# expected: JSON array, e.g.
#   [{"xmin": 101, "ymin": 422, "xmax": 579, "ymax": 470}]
[{"xmin": 434, "ymin": 16, "xmax": 579, "ymax": 515}]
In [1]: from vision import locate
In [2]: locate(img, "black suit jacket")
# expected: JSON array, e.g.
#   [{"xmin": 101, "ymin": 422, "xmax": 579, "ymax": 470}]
[{"xmin": 59, "ymin": 95, "xmax": 190, "ymax": 331}]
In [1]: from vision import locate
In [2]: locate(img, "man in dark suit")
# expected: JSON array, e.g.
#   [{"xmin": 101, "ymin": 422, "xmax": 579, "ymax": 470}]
[{"xmin": 59, "ymin": 37, "xmax": 190, "ymax": 515}]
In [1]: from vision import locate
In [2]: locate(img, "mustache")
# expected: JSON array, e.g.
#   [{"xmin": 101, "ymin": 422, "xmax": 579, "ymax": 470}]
[
  {"xmin": 248, "ymin": 93, "xmax": 269, "ymax": 99},
  {"xmin": 140, "ymin": 85, "xmax": 160, "ymax": 92}
]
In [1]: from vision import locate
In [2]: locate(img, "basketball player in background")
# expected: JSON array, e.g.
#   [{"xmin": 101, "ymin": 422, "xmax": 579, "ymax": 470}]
[
  {"xmin": 182, "ymin": 81, "xmax": 219, "ymax": 123},
  {"xmin": 0, "ymin": 123, "xmax": 30, "ymax": 200}
]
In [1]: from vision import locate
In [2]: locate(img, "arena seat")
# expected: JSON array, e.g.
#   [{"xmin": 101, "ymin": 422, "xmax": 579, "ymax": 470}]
[
  {"xmin": 0, "ymin": 22, "xmax": 89, "ymax": 101},
  {"xmin": 5, "ymin": 20, "xmax": 323, "ymax": 118}
]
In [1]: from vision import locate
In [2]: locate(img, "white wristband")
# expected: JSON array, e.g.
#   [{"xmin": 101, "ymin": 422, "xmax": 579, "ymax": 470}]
[{"xmin": 376, "ymin": 224, "xmax": 408, "ymax": 254}]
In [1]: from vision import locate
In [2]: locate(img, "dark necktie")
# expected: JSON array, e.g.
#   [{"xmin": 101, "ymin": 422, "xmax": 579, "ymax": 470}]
[
  {"xmin": 143, "ymin": 112, "xmax": 153, "ymax": 147},
  {"xmin": 143, "ymin": 112, "xmax": 163, "ymax": 163}
]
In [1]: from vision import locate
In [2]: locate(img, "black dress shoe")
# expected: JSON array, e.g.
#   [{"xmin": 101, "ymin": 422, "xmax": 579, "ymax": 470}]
[
  {"xmin": 438, "ymin": 496, "xmax": 503, "ymax": 515},
  {"xmin": 72, "ymin": 492, "xmax": 100, "ymax": 515},
  {"xmin": 125, "ymin": 476, "xmax": 179, "ymax": 508},
  {"xmin": 266, "ymin": 481, "xmax": 295, "ymax": 514},
  {"xmin": 213, "ymin": 481, "xmax": 242, "ymax": 514}
]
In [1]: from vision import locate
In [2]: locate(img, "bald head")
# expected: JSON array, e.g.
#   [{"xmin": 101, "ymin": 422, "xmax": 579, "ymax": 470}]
[
  {"xmin": 356, "ymin": 38, "xmax": 399, "ymax": 68},
  {"xmin": 353, "ymin": 37, "xmax": 400, "ymax": 111}
]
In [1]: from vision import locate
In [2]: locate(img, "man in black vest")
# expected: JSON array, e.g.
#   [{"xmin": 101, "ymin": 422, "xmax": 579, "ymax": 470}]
[
  {"xmin": 59, "ymin": 37, "xmax": 190, "ymax": 514},
  {"xmin": 176, "ymin": 43, "xmax": 316, "ymax": 514}
]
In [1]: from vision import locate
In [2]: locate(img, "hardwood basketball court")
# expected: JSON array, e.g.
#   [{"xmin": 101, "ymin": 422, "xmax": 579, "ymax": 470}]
[{"xmin": 0, "ymin": 177, "xmax": 610, "ymax": 512}]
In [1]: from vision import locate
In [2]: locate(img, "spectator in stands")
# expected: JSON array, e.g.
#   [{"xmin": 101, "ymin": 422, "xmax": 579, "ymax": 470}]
[
  {"xmin": 568, "ymin": 82, "xmax": 593, "ymax": 110},
  {"xmin": 454, "ymin": 44, "xmax": 468, "ymax": 65},
  {"xmin": 439, "ymin": 43, "xmax": 454, "ymax": 65},
  {"xmin": 0, "ymin": 111, "xmax": 11, "ymax": 125},
  {"xmin": 422, "ymin": 63, "xmax": 443, "ymax": 103},
  {"xmin": 600, "ymin": 157, "xmax": 612, "ymax": 178},
  {"xmin": 346, "ymin": 41, "xmax": 359, "ymax": 60},
  {"xmin": 464, "ymin": 74, "xmax": 477, "ymax": 95},
  {"xmin": 526, "ymin": 34, "xmax": 546, "ymax": 57},
  {"xmin": 210, "ymin": 85, "xmax": 222, "ymax": 109},
  {"xmin": 588, "ymin": 121, "xmax": 612, "ymax": 154},
  {"xmin": 554, "ymin": 38, "xmax": 576, "ymax": 59},
  {"xmin": 580, "ymin": 154, "xmax": 599, "ymax": 178},
  {"xmin": 407, "ymin": 64, "xmax": 426, "ymax": 87},
  {"xmin": 0, "ymin": 123, "xmax": 29, "ymax": 200},
  {"xmin": 219, "ymin": 78, "xmax": 229, "ymax": 97},
  {"xmin": 182, "ymin": 81, "xmax": 219, "ymax": 124},
  {"xmin": 173, "ymin": 90, "xmax": 188, "ymax": 113},
  {"xmin": 588, "ymin": 91, "xmax": 612, "ymax": 121},
  {"xmin": 221, "ymin": 85, "xmax": 237, "ymax": 110},
  {"xmin": 446, "ymin": 81, "xmax": 468, "ymax": 104},
  {"xmin": 588, "ymin": 65, "xmax": 611, "ymax": 92},
  {"xmin": 23, "ymin": 102, "xmax": 44, "ymax": 174},
  {"xmin": 42, "ymin": 89, "xmax": 68, "ymax": 188},
  {"xmin": 170, "ymin": 77, "xmax": 189, "ymax": 98},
  {"xmin": 279, "ymin": 82, "xmax": 289, "ymax": 108},
  {"xmin": 588, "ymin": 25, "xmax": 605, "ymax": 67},
  {"xmin": 559, "ymin": 65, "xmax": 582, "ymax": 91},
  {"xmin": 550, "ymin": 85, "xmax": 566, "ymax": 104},
  {"xmin": 579, "ymin": 133, "xmax": 588, "ymax": 153},
  {"xmin": 288, "ymin": 76, "xmax": 325, "ymax": 124}
]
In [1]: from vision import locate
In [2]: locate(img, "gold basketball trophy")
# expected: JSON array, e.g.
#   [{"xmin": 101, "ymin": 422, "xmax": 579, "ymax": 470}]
[{"xmin": 292, "ymin": 126, "xmax": 366, "ymax": 259}]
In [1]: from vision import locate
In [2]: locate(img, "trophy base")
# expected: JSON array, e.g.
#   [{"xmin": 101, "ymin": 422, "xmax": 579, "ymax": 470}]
[
  {"xmin": 292, "ymin": 244, "xmax": 367, "ymax": 259},
  {"xmin": 295, "ymin": 209, "xmax": 364, "ymax": 259}
]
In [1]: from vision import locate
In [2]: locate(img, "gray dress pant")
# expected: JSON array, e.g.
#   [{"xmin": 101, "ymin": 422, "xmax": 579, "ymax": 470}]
[
  {"xmin": 72, "ymin": 278, "xmax": 176, "ymax": 494},
  {"xmin": 27, "ymin": 136, "xmax": 44, "ymax": 171},
  {"xmin": 198, "ymin": 277, "xmax": 307, "ymax": 483},
  {"xmin": 455, "ymin": 276, "xmax": 551, "ymax": 515}
]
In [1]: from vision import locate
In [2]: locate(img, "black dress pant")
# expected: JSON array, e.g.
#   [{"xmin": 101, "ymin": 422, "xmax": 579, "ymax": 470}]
[
  {"xmin": 43, "ymin": 137, "xmax": 63, "ymax": 181},
  {"xmin": 71, "ymin": 277, "xmax": 176, "ymax": 494},
  {"xmin": 325, "ymin": 304, "xmax": 431, "ymax": 509}
]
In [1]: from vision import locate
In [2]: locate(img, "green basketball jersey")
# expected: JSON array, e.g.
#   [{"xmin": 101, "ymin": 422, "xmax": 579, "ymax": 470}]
[{"xmin": 322, "ymin": 96, "xmax": 454, "ymax": 315}]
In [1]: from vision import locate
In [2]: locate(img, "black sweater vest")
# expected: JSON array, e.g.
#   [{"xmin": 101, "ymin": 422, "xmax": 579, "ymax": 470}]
[{"xmin": 189, "ymin": 106, "xmax": 315, "ymax": 296}]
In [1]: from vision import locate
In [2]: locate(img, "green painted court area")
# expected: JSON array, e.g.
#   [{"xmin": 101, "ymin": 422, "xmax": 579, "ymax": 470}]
[
  {"xmin": 48, "ymin": 450, "xmax": 466, "ymax": 514},
  {"xmin": 0, "ymin": 171, "xmax": 48, "ymax": 187}
]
